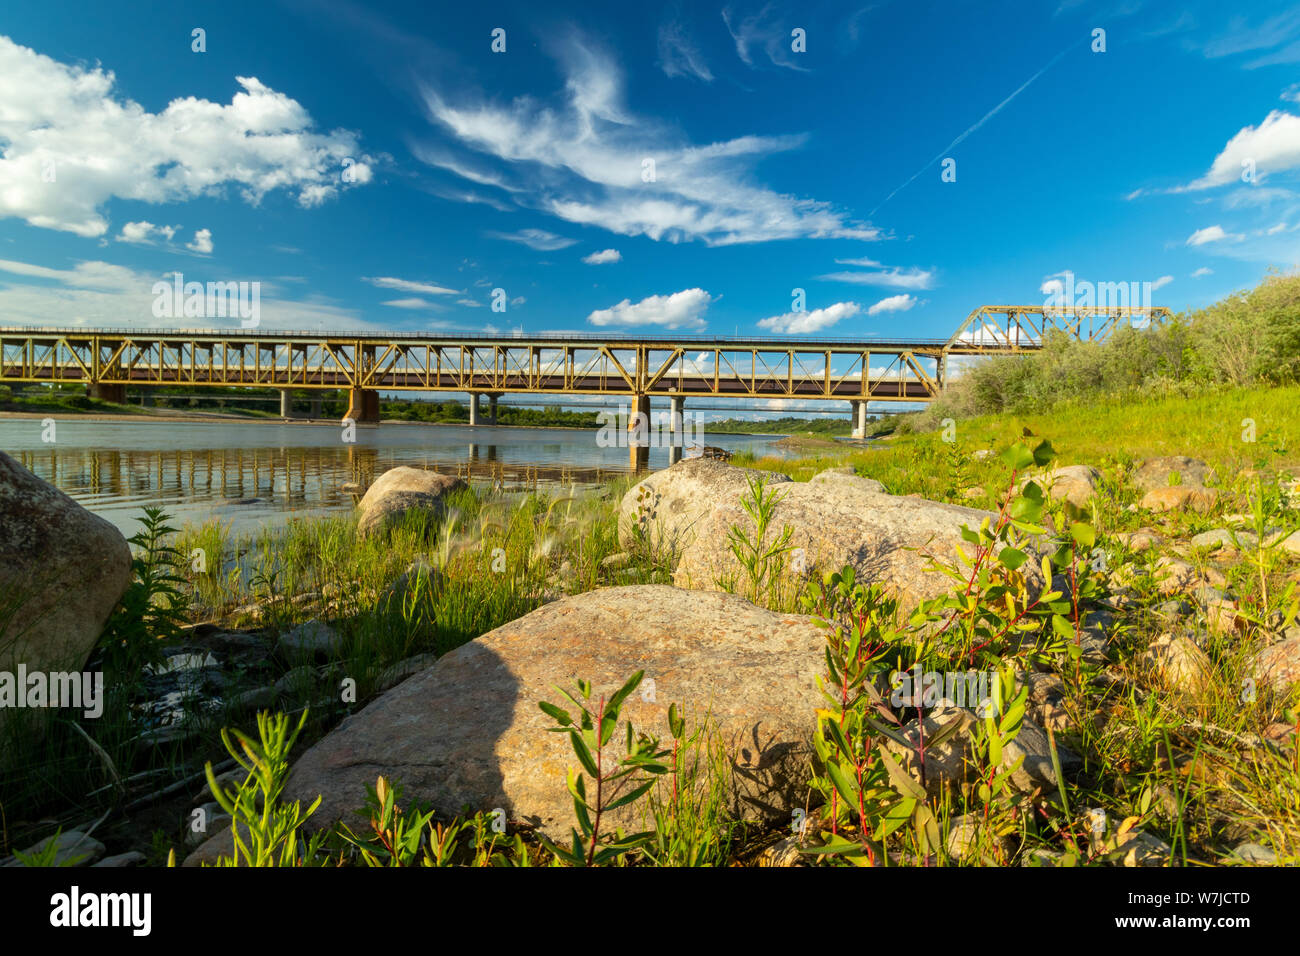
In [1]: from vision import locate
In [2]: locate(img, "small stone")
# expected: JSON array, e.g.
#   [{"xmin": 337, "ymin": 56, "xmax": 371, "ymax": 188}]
[
  {"xmin": 279, "ymin": 620, "xmax": 343, "ymax": 658},
  {"xmin": 1251, "ymin": 636, "xmax": 1300, "ymax": 696},
  {"xmin": 757, "ymin": 834, "xmax": 806, "ymax": 867},
  {"xmin": 1139, "ymin": 486, "xmax": 1218, "ymax": 514},
  {"xmin": 275, "ymin": 665, "xmax": 318, "ymax": 697},
  {"xmin": 14, "ymin": 830, "xmax": 106, "ymax": 867},
  {"xmin": 92, "ymin": 851, "xmax": 147, "ymax": 868},
  {"xmin": 1227, "ymin": 842, "xmax": 1277, "ymax": 865},
  {"xmin": 1139, "ymin": 633, "xmax": 1214, "ymax": 696},
  {"xmin": 600, "ymin": 551, "xmax": 631, "ymax": 570},
  {"xmin": 1191, "ymin": 528, "xmax": 1256, "ymax": 551},
  {"xmin": 232, "ymin": 685, "xmax": 278, "ymax": 710}
]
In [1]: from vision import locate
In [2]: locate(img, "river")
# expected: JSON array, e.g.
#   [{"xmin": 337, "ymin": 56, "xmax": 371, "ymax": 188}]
[{"xmin": 0, "ymin": 417, "xmax": 789, "ymax": 537}]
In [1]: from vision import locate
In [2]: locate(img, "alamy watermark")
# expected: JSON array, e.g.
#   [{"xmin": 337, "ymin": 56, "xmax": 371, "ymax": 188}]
[
  {"xmin": 1043, "ymin": 272, "xmax": 1159, "ymax": 327},
  {"xmin": 889, "ymin": 665, "xmax": 1000, "ymax": 718},
  {"xmin": 151, "ymin": 272, "xmax": 261, "ymax": 328},
  {"xmin": 0, "ymin": 666, "xmax": 104, "ymax": 718},
  {"xmin": 596, "ymin": 405, "xmax": 706, "ymax": 449}
]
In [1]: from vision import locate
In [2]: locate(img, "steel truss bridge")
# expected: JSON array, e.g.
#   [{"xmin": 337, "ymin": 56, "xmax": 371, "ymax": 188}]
[{"xmin": 1, "ymin": 305, "xmax": 1169, "ymax": 438}]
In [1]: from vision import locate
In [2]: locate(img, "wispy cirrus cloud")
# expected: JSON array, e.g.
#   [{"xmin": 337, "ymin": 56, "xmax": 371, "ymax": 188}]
[
  {"xmin": 819, "ymin": 262, "xmax": 935, "ymax": 290},
  {"xmin": 363, "ymin": 276, "xmax": 460, "ymax": 295},
  {"xmin": 658, "ymin": 14, "xmax": 714, "ymax": 81},
  {"xmin": 486, "ymin": 228, "xmax": 579, "ymax": 251},
  {"xmin": 417, "ymin": 36, "xmax": 878, "ymax": 246}
]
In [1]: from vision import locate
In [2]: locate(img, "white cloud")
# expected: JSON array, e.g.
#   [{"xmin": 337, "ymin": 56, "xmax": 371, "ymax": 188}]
[
  {"xmin": 0, "ymin": 36, "xmax": 376, "ymax": 237},
  {"xmin": 757, "ymin": 301, "xmax": 860, "ymax": 334},
  {"xmin": 1191, "ymin": 267, "xmax": 1213, "ymax": 277},
  {"xmin": 1285, "ymin": 84, "xmax": 1300, "ymax": 104},
  {"xmin": 866, "ymin": 293, "xmax": 917, "ymax": 316},
  {"xmin": 658, "ymin": 18, "xmax": 714, "ymax": 81},
  {"xmin": 582, "ymin": 248, "xmax": 622, "ymax": 264},
  {"xmin": 419, "ymin": 38, "xmax": 877, "ymax": 246},
  {"xmin": 363, "ymin": 276, "xmax": 460, "ymax": 295},
  {"xmin": 722, "ymin": 5, "xmax": 811, "ymax": 72},
  {"xmin": 487, "ymin": 228, "xmax": 578, "ymax": 251},
  {"xmin": 1267, "ymin": 221, "xmax": 1288, "ymax": 234},
  {"xmin": 186, "ymin": 228, "xmax": 213, "ymax": 254},
  {"xmin": 587, "ymin": 288, "xmax": 713, "ymax": 329},
  {"xmin": 382, "ymin": 297, "xmax": 432, "ymax": 309},
  {"xmin": 1184, "ymin": 111, "xmax": 1300, "ymax": 190},
  {"xmin": 1151, "ymin": 275, "xmax": 1174, "ymax": 291},
  {"xmin": 818, "ymin": 266, "xmax": 934, "ymax": 290},
  {"xmin": 1186, "ymin": 224, "xmax": 1242, "ymax": 245},
  {"xmin": 457, "ymin": 298, "xmax": 483, "ymax": 307},
  {"xmin": 116, "ymin": 221, "xmax": 178, "ymax": 244}
]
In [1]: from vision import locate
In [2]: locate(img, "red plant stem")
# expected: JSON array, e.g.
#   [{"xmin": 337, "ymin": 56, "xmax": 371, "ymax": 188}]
[{"xmin": 588, "ymin": 696, "xmax": 605, "ymax": 867}]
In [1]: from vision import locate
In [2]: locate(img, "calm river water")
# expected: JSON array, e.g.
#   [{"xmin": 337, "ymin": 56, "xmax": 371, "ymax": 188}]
[{"xmin": 0, "ymin": 417, "xmax": 788, "ymax": 537}]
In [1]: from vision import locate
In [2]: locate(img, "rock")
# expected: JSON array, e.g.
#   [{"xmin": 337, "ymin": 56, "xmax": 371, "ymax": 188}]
[
  {"xmin": 972, "ymin": 449, "xmax": 995, "ymax": 462},
  {"xmin": 378, "ymin": 559, "xmax": 441, "ymax": 612},
  {"xmin": 1115, "ymin": 529, "xmax": 1162, "ymax": 553},
  {"xmin": 1279, "ymin": 530, "xmax": 1300, "ymax": 556},
  {"xmin": 673, "ymin": 476, "xmax": 1027, "ymax": 613},
  {"xmin": 92, "ymin": 851, "xmax": 147, "ymax": 868},
  {"xmin": 1139, "ymin": 633, "xmax": 1215, "ymax": 696},
  {"xmin": 375, "ymin": 652, "xmax": 439, "ymax": 693},
  {"xmin": 1227, "ymin": 842, "xmax": 1277, "ymax": 865},
  {"xmin": 0, "ymin": 453, "xmax": 133, "ymax": 743},
  {"xmin": 883, "ymin": 706, "xmax": 1079, "ymax": 795},
  {"xmin": 185, "ymin": 586, "xmax": 829, "ymax": 863},
  {"xmin": 1023, "ymin": 465, "xmax": 1101, "ymax": 510},
  {"xmin": 599, "ymin": 551, "xmax": 631, "ymax": 570},
  {"xmin": 232, "ymin": 685, "xmax": 278, "ymax": 710},
  {"xmin": 356, "ymin": 467, "xmax": 467, "ymax": 541},
  {"xmin": 945, "ymin": 814, "xmax": 988, "ymax": 861},
  {"xmin": 9, "ymin": 830, "xmax": 106, "ymax": 867},
  {"xmin": 340, "ymin": 482, "xmax": 363, "ymax": 494},
  {"xmin": 1131, "ymin": 456, "xmax": 1216, "ymax": 493},
  {"xmin": 807, "ymin": 469, "xmax": 886, "ymax": 494},
  {"xmin": 186, "ymin": 814, "xmax": 232, "ymax": 849},
  {"xmin": 1139, "ymin": 486, "xmax": 1218, "ymax": 514},
  {"xmin": 274, "ymin": 665, "xmax": 319, "ymax": 697},
  {"xmin": 959, "ymin": 486, "xmax": 986, "ymax": 501},
  {"xmin": 1153, "ymin": 556, "xmax": 1198, "ymax": 596},
  {"xmin": 1251, "ymin": 636, "xmax": 1300, "ymax": 696},
  {"xmin": 278, "ymin": 620, "xmax": 343, "ymax": 658},
  {"xmin": 1192, "ymin": 528, "xmax": 1256, "ymax": 551},
  {"xmin": 757, "ymin": 834, "xmax": 806, "ymax": 867},
  {"xmin": 1115, "ymin": 829, "xmax": 1172, "ymax": 867},
  {"xmin": 618, "ymin": 458, "xmax": 792, "ymax": 554}
]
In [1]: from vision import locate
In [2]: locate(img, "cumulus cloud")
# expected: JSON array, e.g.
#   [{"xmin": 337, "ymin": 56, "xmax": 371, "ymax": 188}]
[
  {"xmin": 363, "ymin": 276, "xmax": 460, "ymax": 295},
  {"xmin": 757, "ymin": 301, "xmax": 860, "ymax": 334},
  {"xmin": 116, "ymin": 221, "xmax": 178, "ymax": 245},
  {"xmin": 487, "ymin": 228, "xmax": 578, "ymax": 251},
  {"xmin": 1151, "ymin": 275, "xmax": 1174, "ymax": 291},
  {"xmin": 186, "ymin": 228, "xmax": 213, "ymax": 254},
  {"xmin": 866, "ymin": 294, "xmax": 917, "ymax": 316},
  {"xmin": 1183, "ymin": 111, "xmax": 1300, "ymax": 190},
  {"xmin": 1186, "ymin": 224, "xmax": 1241, "ymax": 245},
  {"xmin": 587, "ymin": 288, "xmax": 713, "ymax": 329},
  {"xmin": 583, "ymin": 248, "xmax": 622, "ymax": 264},
  {"xmin": 0, "ymin": 35, "xmax": 375, "ymax": 237},
  {"xmin": 418, "ymin": 38, "xmax": 877, "ymax": 246}
]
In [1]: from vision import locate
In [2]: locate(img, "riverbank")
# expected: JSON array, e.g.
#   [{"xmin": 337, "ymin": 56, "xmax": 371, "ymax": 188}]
[{"xmin": 3, "ymin": 383, "xmax": 1299, "ymax": 868}]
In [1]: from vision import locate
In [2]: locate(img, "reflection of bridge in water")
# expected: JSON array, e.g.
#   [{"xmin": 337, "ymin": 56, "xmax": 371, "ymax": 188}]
[{"xmin": 11, "ymin": 443, "xmax": 627, "ymax": 531}]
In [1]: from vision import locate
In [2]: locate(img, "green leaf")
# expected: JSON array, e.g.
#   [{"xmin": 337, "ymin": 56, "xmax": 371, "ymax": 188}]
[
  {"xmin": 998, "ymin": 547, "xmax": 1028, "ymax": 570},
  {"xmin": 1070, "ymin": 523, "xmax": 1096, "ymax": 548}
]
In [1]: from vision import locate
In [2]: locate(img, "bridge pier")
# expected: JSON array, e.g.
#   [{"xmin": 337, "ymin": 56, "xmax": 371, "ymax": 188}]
[
  {"xmin": 468, "ymin": 394, "xmax": 480, "ymax": 426},
  {"xmin": 86, "ymin": 382, "xmax": 126, "ymax": 404},
  {"xmin": 628, "ymin": 394, "xmax": 651, "ymax": 473},
  {"xmin": 344, "ymin": 388, "xmax": 380, "ymax": 424},
  {"xmin": 280, "ymin": 389, "xmax": 294, "ymax": 419},
  {"xmin": 487, "ymin": 393, "xmax": 499, "ymax": 425},
  {"xmin": 310, "ymin": 394, "xmax": 323, "ymax": 419},
  {"xmin": 850, "ymin": 400, "xmax": 868, "ymax": 439},
  {"xmin": 668, "ymin": 395, "xmax": 685, "ymax": 465}
]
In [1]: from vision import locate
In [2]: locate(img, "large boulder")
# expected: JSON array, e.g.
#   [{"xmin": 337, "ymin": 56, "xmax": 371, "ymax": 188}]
[
  {"xmin": 356, "ymin": 467, "xmax": 467, "ymax": 540},
  {"xmin": 1139, "ymin": 485, "xmax": 1218, "ymax": 514},
  {"xmin": 1131, "ymin": 456, "xmax": 1216, "ymax": 493},
  {"xmin": 186, "ymin": 586, "xmax": 828, "ymax": 864},
  {"xmin": 0, "ymin": 452, "xmax": 132, "ymax": 729},
  {"xmin": 618, "ymin": 458, "xmax": 792, "ymax": 554},
  {"xmin": 672, "ymin": 473, "xmax": 1015, "ymax": 613}
]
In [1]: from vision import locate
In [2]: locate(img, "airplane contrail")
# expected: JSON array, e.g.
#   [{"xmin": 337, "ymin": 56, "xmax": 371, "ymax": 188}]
[{"xmin": 868, "ymin": 41, "xmax": 1080, "ymax": 217}]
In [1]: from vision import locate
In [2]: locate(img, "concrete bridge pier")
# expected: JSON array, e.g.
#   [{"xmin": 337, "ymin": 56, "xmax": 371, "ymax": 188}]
[
  {"xmin": 487, "ymin": 393, "xmax": 500, "ymax": 425},
  {"xmin": 850, "ymin": 400, "xmax": 867, "ymax": 439},
  {"xmin": 280, "ymin": 389, "xmax": 294, "ymax": 419},
  {"xmin": 468, "ymin": 393, "xmax": 480, "ymax": 426},
  {"xmin": 87, "ymin": 382, "xmax": 126, "ymax": 404},
  {"xmin": 344, "ymin": 387, "xmax": 380, "ymax": 424},
  {"xmin": 310, "ymin": 394, "xmax": 323, "ymax": 419},
  {"xmin": 668, "ymin": 395, "xmax": 685, "ymax": 465},
  {"xmin": 628, "ymin": 394, "xmax": 651, "ymax": 473}
]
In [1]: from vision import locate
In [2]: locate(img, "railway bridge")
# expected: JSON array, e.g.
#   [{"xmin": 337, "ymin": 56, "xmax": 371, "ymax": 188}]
[{"xmin": 0, "ymin": 304, "xmax": 1169, "ymax": 468}]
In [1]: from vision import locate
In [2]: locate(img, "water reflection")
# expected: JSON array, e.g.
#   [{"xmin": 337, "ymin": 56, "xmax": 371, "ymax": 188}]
[{"xmin": 0, "ymin": 419, "xmax": 784, "ymax": 537}]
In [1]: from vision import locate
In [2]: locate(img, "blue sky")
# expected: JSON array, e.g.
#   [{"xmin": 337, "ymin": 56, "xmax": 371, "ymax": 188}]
[{"xmin": 1, "ymin": 0, "xmax": 1298, "ymax": 347}]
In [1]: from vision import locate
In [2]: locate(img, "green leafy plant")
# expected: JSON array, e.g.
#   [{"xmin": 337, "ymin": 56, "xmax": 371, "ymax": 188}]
[
  {"xmin": 537, "ymin": 671, "xmax": 670, "ymax": 866},
  {"xmin": 724, "ymin": 473, "xmax": 797, "ymax": 604}
]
